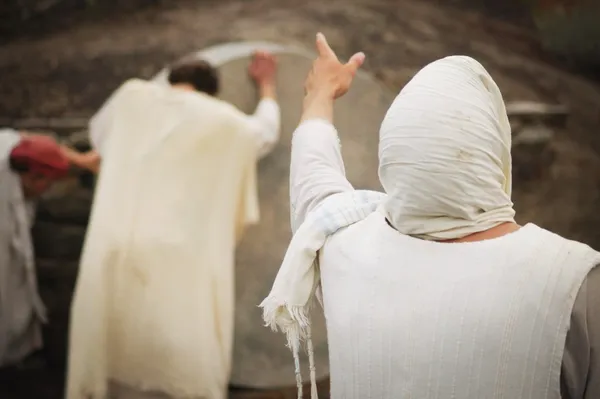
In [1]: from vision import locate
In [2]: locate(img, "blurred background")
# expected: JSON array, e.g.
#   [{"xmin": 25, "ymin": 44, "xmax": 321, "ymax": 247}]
[{"xmin": 0, "ymin": 0, "xmax": 599, "ymax": 398}]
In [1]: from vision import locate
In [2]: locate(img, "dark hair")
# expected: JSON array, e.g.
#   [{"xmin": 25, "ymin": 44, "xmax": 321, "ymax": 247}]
[
  {"xmin": 167, "ymin": 59, "xmax": 219, "ymax": 96},
  {"xmin": 9, "ymin": 155, "xmax": 29, "ymax": 173}
]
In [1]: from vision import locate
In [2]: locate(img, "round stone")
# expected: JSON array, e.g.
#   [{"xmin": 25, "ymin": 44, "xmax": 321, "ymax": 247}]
[{"xmin": 154, "ymin": 41, "xmax": 395, "ymax": 388}]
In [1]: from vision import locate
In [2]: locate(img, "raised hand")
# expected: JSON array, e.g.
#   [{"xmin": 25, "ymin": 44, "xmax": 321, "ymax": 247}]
[
  {"xmin": 304, "ymin": 33, "xmax": 365, "ymax": 100},
  {"xmin": 249, "ymin": 50, "xmax": 277, "ymax": 86}
]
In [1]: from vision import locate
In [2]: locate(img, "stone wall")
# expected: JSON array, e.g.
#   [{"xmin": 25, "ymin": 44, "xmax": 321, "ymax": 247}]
[
  {"xmin": 0, "ymin": 0, "xmax": 83, "ymax": 27},
  {"xmin": 0, "ymin": 0, "xmax": 159, "ymax": 36},
  {"xmin": 533, "ymin": 3, "xmax": 600, "ymax": 67}
]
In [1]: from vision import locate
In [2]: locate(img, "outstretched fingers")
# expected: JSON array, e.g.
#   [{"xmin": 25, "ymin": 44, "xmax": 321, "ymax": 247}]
[
  {"xmin": 315, "ymin": 32, "xmax": 337, "ymax": 60},
  {"xmin": 345, "ymin": 52, "xmax": 366, "ymax": 76}
]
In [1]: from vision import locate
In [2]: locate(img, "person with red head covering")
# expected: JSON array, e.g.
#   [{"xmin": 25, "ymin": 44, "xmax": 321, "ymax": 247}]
[
  {"xmin": 9, "ymin": 133, "xmax": 70, "ymax": 196},
  {"xmin": 0, "ymin": 128, "xmax": 70, "ymax": 368}
]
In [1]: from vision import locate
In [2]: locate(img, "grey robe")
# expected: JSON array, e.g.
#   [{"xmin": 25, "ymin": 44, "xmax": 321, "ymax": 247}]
[{"xmin": 0, "ymin": 129, "xmax": 46, "ymax": 367}]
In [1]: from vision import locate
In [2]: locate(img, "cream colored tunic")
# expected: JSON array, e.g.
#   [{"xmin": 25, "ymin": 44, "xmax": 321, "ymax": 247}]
[
  {"xmin": 66, "ymin": 79, "xmax": 280, "ymax": 399},
  {"xmin": 290, "ymin": 120, "xmax": 600, "ymax": 399}
]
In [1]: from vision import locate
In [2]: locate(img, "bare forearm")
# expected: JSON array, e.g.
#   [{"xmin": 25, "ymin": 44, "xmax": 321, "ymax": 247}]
[
  {"xmin": 259, "ymin": 81, "xmax": 277, "ymax": 100},
  {"xmin": 61, "ymin": 146, "xmax": 101, "ymax": 174},
  {"xmin": 300, "ymin": 90, "xmax": 334, "ymax": 123},
  {"xmin": 60, "ymin": 145, "xmax": 84, "ymax": 165},
  {"xmin": 82, "ymin": 150, "xmax": 101, "ymax": 174}
]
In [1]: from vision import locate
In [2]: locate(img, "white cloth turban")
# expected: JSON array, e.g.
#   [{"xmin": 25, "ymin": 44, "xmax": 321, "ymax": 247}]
[{"xmin": 379, "ymin": 55, "xmax": 515, "ymax": 239}]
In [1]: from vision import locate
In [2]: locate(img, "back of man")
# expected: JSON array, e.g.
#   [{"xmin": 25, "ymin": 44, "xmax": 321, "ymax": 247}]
[
  {"xmin": 67, "ymin": 79, "xmax": 259, "ymax": 399},
  {"xmin": 319, "ymin": 211, "xmax": 600, "ymax": 399}
]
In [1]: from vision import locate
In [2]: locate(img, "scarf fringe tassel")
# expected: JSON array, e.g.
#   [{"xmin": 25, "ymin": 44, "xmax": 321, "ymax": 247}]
[{"xmin": 259, "ymin": 296, "xmax": 319, "ymax": 399}]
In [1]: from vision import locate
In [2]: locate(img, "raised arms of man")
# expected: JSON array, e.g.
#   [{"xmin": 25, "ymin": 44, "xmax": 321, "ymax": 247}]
[
  {"xmin": 68, "ymin": 51, "xmax": 282, "ymax": 174},
  {"xmin": 289, "ymin": 33, "xmax": 365, "ymax": 231},
  {"xmin": 60, "ymin": 146, "xmax": 100, "ymax": 174},
  {"xmin": 244, "ymin": 51, "xmax": 281, "ymax": 159}
]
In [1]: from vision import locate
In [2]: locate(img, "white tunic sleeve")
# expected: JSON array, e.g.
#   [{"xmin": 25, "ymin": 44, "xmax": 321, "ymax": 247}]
[
  {"xmin": 289, "ymin": 119, "xmax": 354, "ymax": 232},
  {"xmin": 244, "ymin": 98, "xmax": 281, "ymax": 159}
]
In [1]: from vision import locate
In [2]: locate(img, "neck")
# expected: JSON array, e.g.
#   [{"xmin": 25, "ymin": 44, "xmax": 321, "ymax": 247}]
[
  {"xmin": 171, "ymin": 83, "xmax": 197, "ymax": 92},
  {"xmin": 385, "ymin": 219, "xmax": 521, "ymax": 243},
  {"xmin": 447, "ymin": 222, "xmax": 521, "ymax": 243}
]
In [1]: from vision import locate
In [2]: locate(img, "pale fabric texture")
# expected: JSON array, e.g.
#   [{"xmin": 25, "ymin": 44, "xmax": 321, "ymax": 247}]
[
  {"xmin": 270, "ymin": 116, "xmax": 600, "ymax": 399},
  {"xmin": 89, "ymin": 85, "xmax": 280, "ymax": 160},
  {"xmin": 0, "ymin": 128, "xmax": 45, "ymax": 367},
  {"xmin": 109, "ymin": 381, "xmax": 173, "ymax": 399},
  {"xmin": 66, "ymin": 79, "xmax": 265, "ymax": 399},
  {"xmin": 379, "ymin": 56, "xmax": 514, "ymax": 239},
  {"xmin": 261, "ymin": 56, "xmax": 515, "ymax": 396},
  {"xmin": 320, "ymin": 213, "xmax": 599, "ymax": 398},
  {"xmin": 261, "ymin": 56, "xmax": 598, "ymax": 397}
]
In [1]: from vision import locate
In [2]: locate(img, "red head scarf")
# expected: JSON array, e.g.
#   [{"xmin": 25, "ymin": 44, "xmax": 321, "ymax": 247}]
[{"xmin": 9, "ymin": 135, "xmax": 70, "ymax": 179}]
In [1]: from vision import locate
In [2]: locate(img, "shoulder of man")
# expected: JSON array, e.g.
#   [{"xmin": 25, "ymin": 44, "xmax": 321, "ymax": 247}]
[
  {"xmin": 120, "ymin": 78, "xmax": 151, "ymax": 90},
  {"xmin": 115, "ymin": 78, "xmax": 162, "ymax": 97},
  {"xmin": 186, "ymin": 93, "xmax": 253, "ymax": 130},
  {"xmin": 534, "ymin": 225, "xmax": 600, "ymax": 259}
]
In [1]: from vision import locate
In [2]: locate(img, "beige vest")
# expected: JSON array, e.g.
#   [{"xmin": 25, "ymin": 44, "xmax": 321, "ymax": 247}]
[{"xmin": 320, "ymin": 215, "xmax": 600, "ymax": 398}]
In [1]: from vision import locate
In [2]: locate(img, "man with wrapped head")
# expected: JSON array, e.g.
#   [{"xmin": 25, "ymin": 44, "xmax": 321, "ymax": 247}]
[{"xmin": 262, "ymin": 34, "xmax": 600, "ymax": 399}]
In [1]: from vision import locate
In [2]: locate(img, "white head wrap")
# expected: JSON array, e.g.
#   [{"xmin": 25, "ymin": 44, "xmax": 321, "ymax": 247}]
[
  {"xmin": 379, "ymin": 55, "xmax": 514, "ymax": 238},
  {"xmin": 261, "ymin": 55, "xmax": 515, "ymax": 398}
]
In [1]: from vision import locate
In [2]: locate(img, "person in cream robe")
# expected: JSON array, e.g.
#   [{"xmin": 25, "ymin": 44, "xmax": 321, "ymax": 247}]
[{"xmin": 66, "ymin": 52, "xmax": 280, "ymax": 399}]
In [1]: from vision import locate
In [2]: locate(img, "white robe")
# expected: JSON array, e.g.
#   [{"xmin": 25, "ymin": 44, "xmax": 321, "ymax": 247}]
[{"xmin": 66, "ymin": 79, "xmax": 280, "ymax": 399}]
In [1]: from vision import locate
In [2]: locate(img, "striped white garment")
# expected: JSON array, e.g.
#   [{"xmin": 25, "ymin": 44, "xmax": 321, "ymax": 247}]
[
  {"xmin": 260, "ymin": 189, "xmax": 386, "ymax": 399},
  {"xmin": 263, "ymin": 55, "xmax": 518, "ymax": 398}
]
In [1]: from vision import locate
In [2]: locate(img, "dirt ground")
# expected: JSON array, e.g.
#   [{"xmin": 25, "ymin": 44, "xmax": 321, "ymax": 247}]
[{"xmin": 1, "ymin": 0, "xmax": 600, "ymax": 398}]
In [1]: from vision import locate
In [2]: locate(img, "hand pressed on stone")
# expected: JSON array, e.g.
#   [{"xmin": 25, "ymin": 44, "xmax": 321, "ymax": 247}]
[
  {"xmin": 304, "ymin": 32, "xmax": 365, "ymax": 99},
  {"xmin": 249, "ymin": 50, "xmax": 277, "ymax": 86}
]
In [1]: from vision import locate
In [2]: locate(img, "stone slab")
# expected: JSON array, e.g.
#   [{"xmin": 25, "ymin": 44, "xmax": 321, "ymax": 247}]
[{"xmin": 154, "ymin": 42, "xmax": 395, "ymax": 388}]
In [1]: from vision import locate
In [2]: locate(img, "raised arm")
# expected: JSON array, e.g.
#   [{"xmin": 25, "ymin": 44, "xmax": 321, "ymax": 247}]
[
  {"xmin": 290, "ymin": 33, "xmax": 365, "ymax": 230},
  {"xmin": 245, "ymin": 51, "xmax": 281, "ymax": 159},
  {"xmin": 245, "ymin": 97, "xmax": 280, "ymax": 160},
  {"xmin": 60, "ymin": 146, "xmax": 100, "ymax": 174},
  {"xmin": 290, "ymin": 108, "xmax": 352, "ymax": 232}
]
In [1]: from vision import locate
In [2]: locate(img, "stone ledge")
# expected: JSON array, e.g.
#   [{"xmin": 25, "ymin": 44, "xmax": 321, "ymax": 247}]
[{"xmin": 507, "ymin": 101, "xmax": 568, "ymax": 128}]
